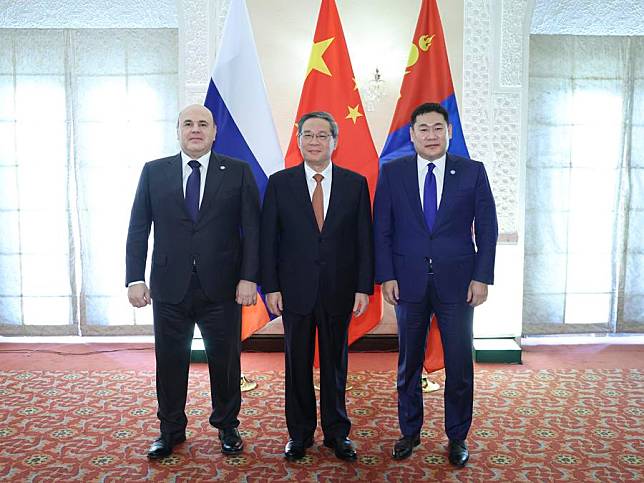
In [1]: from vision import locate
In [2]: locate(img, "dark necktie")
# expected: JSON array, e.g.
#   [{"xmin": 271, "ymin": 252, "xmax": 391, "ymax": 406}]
[
  {"xmin": 423, "ymin": 162, "xmax": 437, "ymax": 232},
  {"xmin": 312, "ymin": 173, "xmax": 324, "ymax": 231},
  {"xmin": 185, "ymin": 160, "xmax": 201, "ymax": 223}
]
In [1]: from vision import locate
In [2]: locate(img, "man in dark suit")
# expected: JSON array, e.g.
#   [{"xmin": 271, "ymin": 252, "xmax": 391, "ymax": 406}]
[
  {"xmin": 260, "ymin": 112, "xmax": 373, "ymax": 462},
  {"xmin": 373, "ymin": 103, "xmax": 498, "ymax": 466},
  {"xmin": 126, "ymin": 104, "xmax": 260, "ymax": 459}
]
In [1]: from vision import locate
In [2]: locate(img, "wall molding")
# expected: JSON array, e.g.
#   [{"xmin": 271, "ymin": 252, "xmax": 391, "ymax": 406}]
[{"xmin": 463, "ymin": 0, "xmax": 531, "ymax": 243}]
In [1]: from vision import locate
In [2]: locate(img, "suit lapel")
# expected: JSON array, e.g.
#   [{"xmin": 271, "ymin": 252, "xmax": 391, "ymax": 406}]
[
  {"xmin": 401, "ymin": 156, "xmax": 426, "ymax": 229},
  {"xmin": 165, "ymin": 154, "xmax": 190, "ymax": 221},
  {"xmin": 435, "ymin": 154, "xmax": 459, "ymax": 229},
  {"xmin": 321, "ymin": 164, "xmax": 343, "ymax": 233},
  {"xmin": 288, "ymin": 163, "xmax": 319, "ymax": 232},
  {"xmin": 198, "ymin": 152, "xmax": 227, "ymax": 221}
]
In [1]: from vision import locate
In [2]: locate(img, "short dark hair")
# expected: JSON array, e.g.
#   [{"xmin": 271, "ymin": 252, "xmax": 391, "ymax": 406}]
[
  {"xmin": 297, "ymin": 111, "xmax": 338, "ymax": 139},
  {"xmin": 410, "ymin": 103, "xmax": 449, "ymax": 126}
]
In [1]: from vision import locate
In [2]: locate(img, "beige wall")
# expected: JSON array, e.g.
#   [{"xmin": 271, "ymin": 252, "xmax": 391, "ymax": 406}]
[{"xmin": 247, "ymin": 0, "xmax": 464, "ymax": 155}]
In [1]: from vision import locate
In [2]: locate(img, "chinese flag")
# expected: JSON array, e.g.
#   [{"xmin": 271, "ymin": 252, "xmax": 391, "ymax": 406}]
[{"xmin": 285, "ymin": 0, "xmax": 382, "ymax": 363}]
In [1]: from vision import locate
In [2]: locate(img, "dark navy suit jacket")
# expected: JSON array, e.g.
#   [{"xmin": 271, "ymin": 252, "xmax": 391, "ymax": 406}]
[
  {"xmin": 373, "ymin": 153, "xmax": 498, "ymax": 303},
  {"xmin": 125, "ymin": 152, "xmax": 260, "ymax": 304},
  {"xmin": 260, "ymin": 163, "xmax": 374, "ymax": 315}
]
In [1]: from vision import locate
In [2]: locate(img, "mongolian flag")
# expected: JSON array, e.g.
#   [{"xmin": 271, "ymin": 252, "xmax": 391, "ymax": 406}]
[
  {"xmin": 380, "ymin": 0, "xmax": 469, "ymax": 163},
  {"xmin": 205, "ymin": 0, "xmax": 283, "ymax": 340},
  {"xmin": 285, "ymin": 0, "xmax": 382, "ymax": 361},
  {"xmin": 381, "ymin": 0, "xmax": 470, "ymax": 372}
]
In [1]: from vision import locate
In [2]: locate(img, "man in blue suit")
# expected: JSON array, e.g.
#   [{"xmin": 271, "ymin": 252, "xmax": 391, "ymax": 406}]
[{"xmin": 373, "ymin": 103, "xmax": 498, "ymax": 466}]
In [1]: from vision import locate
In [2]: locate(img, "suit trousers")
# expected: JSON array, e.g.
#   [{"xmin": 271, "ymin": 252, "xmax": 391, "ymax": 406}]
[
  {"xmin": 282, "ymin": 301, "xmax": 352, "ymax": 442},
  {"xmin": 152, "ymin": 272, "xmax": 242, "ymax": 438},
  {"xmin": 395, "ymin": 274, "xmax": 474, "ymax": 440}
]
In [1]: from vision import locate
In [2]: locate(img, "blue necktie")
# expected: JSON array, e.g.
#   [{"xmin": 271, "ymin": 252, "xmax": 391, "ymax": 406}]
[
  {"xmin": 423, "ymin": 162, "xmax": 437, "ymax": 232},
  {"xmin": 185, "ymin": 160, "xmax": 201, "ymax": 223}
]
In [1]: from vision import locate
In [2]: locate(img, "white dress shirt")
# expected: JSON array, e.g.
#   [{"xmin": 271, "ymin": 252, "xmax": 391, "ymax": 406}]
[
  {"xmin": 181, "ymin": 150, "xmax": 211, "ymax": 207},
  {"xmin": 304, "ymin": 161, "xmax": 333, "ymax": 218},
  {"xmin": 417, "ymin": 153, "xmax": 446, "ymax": 211}
]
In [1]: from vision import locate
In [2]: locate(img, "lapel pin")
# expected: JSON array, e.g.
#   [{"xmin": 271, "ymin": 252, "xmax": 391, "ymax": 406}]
[
  {"xmin": 219, "ymin": 165, "xmax": 226, "ymax": 170},
  {"xmin": 450, "ymin": 169, "xmax": 456, "ymax": 175}
]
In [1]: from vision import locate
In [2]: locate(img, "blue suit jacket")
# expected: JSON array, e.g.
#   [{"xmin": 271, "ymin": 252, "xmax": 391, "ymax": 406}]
[{"xmin": 373, "ymin": 153, "xmax": 498, "ymax": 303}]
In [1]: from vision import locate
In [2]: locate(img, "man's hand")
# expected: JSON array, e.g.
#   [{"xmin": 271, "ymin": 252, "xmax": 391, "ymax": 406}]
[
  {"xmin": 236, "ymin": 280, "xmax": 257, "ymax": 306},
  {"xmin": 382, "ymin": 280, "xmax": 399, "ymax": 306},
  {"xmin": 467, "ymin": 280, "xmax": 488, "ymax": 307},
  {"xmin": 266, "ymin": 291, "xmax": 283, "ymax": 316},
  {"xmin": 128, "ymin": 283, "xmax": 151, "ymax": 308},
  {"xmin": 353, "ymin": 293, "xmax": 369, "ymax": 317}
]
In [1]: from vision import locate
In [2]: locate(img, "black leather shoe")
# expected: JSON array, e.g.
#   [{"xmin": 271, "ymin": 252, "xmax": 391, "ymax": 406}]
[
  {"xmin": 219, "ymin": 427, "xmax": 244, "ymax": 455},
  {"xmin": 147, "ymin": 433, "xmax": 186, "ymax": 460},
  {"xmin": 448, "ymin": 439, "xmax": 469, "ymax": 467},
  {"xmin": 392, "ymin": 434, "xmax": 421, "ymax": 460},
  {"xmin": 323, "ymin": 436, "xmax": 357, "ymax": 461},
  {"xmin": 284, "ymin": 436, "xmax": 314, "ymax": 461}
]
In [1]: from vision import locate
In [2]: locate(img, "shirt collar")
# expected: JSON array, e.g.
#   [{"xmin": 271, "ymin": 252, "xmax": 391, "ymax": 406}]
[
  {"xmin": 304, "ymin": 161, "xmax": 333, "ymax": 180},
  {"xmin": 181, "ymin": 151, "xmax": 211, "ymax": 171},
  {"xmin": 417, "ymin": 153, "xmax": 446, "ymax": 173}
]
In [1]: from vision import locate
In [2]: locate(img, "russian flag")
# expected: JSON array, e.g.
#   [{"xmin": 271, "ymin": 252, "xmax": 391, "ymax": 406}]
[
  {"xmin": 204, "ymin": 0, "xmax": 283, "ymax": 338},
  {"xmin": 205, "ymin": 0, "xmax": 283, "ymax": 200},
  {"xmin": 380, "ymin": 0, "xmax": 469, "ymax": 164}
]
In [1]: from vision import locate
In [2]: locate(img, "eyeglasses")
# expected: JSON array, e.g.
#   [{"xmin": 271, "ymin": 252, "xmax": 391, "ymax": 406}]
[{"xmin": 299, "ymin": 132, "xmax": 332, "ymax": 142}]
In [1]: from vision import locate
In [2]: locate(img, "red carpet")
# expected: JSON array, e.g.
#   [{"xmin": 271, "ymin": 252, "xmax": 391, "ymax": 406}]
[{"xmin": 0, "ymin": 364, "xmax": 642, "ymax": 481}]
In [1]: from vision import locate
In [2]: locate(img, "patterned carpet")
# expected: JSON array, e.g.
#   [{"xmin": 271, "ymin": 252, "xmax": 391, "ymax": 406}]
[{"xmin": 0, "ymin": 368, "xmax": 642, "ymax": 481}]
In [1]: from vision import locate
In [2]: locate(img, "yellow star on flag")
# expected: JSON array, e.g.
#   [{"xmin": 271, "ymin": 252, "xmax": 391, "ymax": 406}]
[
  {"xmin": 345, "ymin": 104, "xmax": 363, "ymax": 124},
  {"xmin": 306, "ymin": 37, "xmax": 334, "ymax": 78}
]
